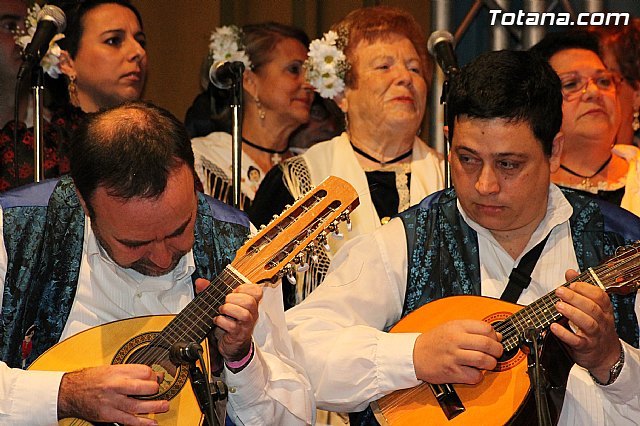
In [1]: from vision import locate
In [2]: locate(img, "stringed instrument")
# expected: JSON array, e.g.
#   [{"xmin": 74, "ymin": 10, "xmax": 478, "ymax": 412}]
[
  {"xmin": 29, "ymin": 175, "xmax": 359, "ymax": 426},
  {"xmin": 371, "ymin": 242, "xmax": 640, "ymax": 426}
]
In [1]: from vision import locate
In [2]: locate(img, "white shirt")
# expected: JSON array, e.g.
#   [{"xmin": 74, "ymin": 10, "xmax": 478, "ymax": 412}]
[
  {"xmin": 286, "ymin": 185, "xmax": 640, "ymax": 425},
  {"xmin": 192, "ymin": 132, "xmax": 265, "ymax": 208},
  {"xmin": 0, "ymin": 209, "xmax": 314, "ymax": 425}
]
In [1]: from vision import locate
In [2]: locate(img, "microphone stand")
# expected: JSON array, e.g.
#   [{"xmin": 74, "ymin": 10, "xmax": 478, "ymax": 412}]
[
  {"xmin": 230, "ymin": 72, "xmax": 244, "ymax": 209},
  {"xmin": 170, "ymin": 342, "xmax": 227, "ymax": 426},
  {"xmin": 31, "ymin": 66, "xmax": 45, "ymax": 183},
  {"xmin": 521, "ymin": 328, "xmax": 552, "ymax": 426},
  {"xmin": 440, "ymin": 78, "xmax": 452, "ymax": 189}
]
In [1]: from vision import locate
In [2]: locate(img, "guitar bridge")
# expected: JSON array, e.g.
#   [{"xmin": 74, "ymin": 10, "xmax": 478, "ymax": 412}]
[{"xmin": 429, "ymin": 383, "xmax": 465, "ymax": 420}]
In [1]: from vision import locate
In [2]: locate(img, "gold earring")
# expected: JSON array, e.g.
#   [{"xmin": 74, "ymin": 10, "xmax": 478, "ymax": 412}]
[
  {"xmin": 255, "ymin": 96, "xmax": 265, "ymax": 120},
  {"xmin": 68, "ymin": 75, "xmax": 79, "ymax": 107},
  {"xmin": 633, "ymin": 109, "xmax": 639, "ymax": 132}
]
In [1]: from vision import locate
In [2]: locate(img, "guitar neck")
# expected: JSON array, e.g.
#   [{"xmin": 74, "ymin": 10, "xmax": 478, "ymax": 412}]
[
  {"xmin": 501, "ymin": 252, "xmax": 640, "ymax": 352},
  {"xmin": 150, "ymin": 267, "xmax": 242, "ymax": 349}
]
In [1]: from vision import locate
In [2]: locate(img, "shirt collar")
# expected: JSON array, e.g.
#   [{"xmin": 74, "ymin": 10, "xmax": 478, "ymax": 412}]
[{"xmin": 457, "ymin": 184, "xmax": 573, "ymax": 257}]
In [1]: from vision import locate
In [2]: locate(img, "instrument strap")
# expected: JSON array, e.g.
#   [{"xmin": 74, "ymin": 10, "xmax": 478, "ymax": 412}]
[{"xmin": 500, "ymin": 234, "xmax": 550, "ymax": 303}]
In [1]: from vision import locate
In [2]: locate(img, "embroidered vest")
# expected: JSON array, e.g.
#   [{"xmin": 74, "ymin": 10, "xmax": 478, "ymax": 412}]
[
  {"xmin": 352, "ymin": 188, "xmax": 640, "ymax": 426},
  {"xmin": 400, "ymin": 188, "xmax": 639, "ymax": 346},
  {"xmin": 0, "ymin": 176, "xmax": 249, "ymax": 368}
]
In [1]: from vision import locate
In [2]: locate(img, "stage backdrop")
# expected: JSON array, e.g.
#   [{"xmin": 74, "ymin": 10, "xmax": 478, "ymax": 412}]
[{"xmin": 134, "ymin": 1, "xmax": 639, "ymax": 135}]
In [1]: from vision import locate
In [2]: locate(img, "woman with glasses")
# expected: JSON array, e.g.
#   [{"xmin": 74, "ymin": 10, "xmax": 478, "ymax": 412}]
[
  {"xmin": 532, "ymin": 30, "xmax": 640, "ymax": 216},
  {"xmin": 591, "ymin": 20, "xmax": 640, "ymax": 148}
]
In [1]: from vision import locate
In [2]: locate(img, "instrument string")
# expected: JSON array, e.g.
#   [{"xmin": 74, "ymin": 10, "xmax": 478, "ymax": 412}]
[
  {"xmin": 377, "ymin": 244, "xmax": 640, "ymax": 420},
  {"xmin": 128, "ymin": 225, "xmax": 293, "ymax": 367},
  {"xmin": 128, "ymin": 194, "xmax": 345, "ymax": 368},
  {"xmin": 495, "ymin": 249, "xmax": 640, "ymax": 350}
]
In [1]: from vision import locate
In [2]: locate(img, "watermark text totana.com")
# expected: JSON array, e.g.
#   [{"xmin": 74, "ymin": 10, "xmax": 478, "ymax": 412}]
[{"xmin": 489, "ymin": 10, "xmax": 630, "ymax": 26}]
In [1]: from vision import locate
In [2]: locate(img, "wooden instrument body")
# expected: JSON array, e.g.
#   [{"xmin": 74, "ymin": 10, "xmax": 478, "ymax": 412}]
[
  {"xmin": 30, "ymin": 315, "xmax": 204, "ymax": 426},
  {"xmin": 373, "ymin": 296, "xmax": 532, "ymax": 426},
  {"xmin": 26, "ymin": 176, "xmax": 361, "ymax": 426},
  {"xmin": 372, "ymin": 241, "xmax": 640, "ymax": 425}
]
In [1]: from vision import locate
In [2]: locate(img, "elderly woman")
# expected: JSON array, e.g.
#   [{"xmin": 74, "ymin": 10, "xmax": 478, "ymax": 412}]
[
  {"xmin": 531, "ymin": 30, "xmax": 640, "ymax": 217},
  {"xmin": 592, "ymin": 19, "xmax": 640, "ymax": 147},
  {"xmin": 249, "ymin": 6, "xmax": 445, "ymax": 309},
  {"xmin": 190, "ymin": 23, "xmax": 314, "ymax": 210},
  {"xmin": 0, "ymin": 0, "xmax": 146, "ymax": 190}
]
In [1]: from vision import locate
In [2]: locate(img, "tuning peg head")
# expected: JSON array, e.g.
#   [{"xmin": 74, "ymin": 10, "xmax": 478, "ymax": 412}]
[
  {"xmin": 285, "ymin": 265, "xmax": 297, "ymax": 284},
  {"xmin": 317, "ymin": 233, "xmax": 331, "ymax": 251},
  {"xmin": 294, "ymin": 254, "xmax": 309, "ymax": 272},
  {"xmin": 339, "ymin": 211, "xmax": 353, "ymax": 232},
  {"xmin": 330, "ymin": 220, "xmax": 343, "ymax": 240}
]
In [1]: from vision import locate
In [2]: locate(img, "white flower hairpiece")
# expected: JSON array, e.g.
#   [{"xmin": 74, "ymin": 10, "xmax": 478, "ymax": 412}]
[
  {"xmin": 14, "ymin": 5, "xmax": 65, "ymax": 79},
  {"xmin": 305, "ymin": 30, "xmax": 349, "ymax": 99},
  {"xmin": 209, "ymin": 25, "xmax": 252, "ymax": 69}
]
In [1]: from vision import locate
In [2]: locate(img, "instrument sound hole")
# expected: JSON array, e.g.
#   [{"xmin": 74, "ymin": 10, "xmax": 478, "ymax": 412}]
[
  {"xmin": 498, "ymin": 345, "xmax": 519, "ymax": 363},
  {"xmin": 112, "ymin": 332, "xmax": 189, "ymax": 401}
]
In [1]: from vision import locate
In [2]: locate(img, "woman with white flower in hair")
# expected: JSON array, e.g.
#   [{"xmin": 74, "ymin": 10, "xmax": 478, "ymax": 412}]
[
  {"xmin": 0, "ymin": 0, "xmax": 146, "ymax": 190},
  {"xmin": 190, "ymin": 22, "xmax": 314, "ymax": 210},
  {"xmin": 249, "ymin": 6, "xmax": 445, "ymax": 310}
]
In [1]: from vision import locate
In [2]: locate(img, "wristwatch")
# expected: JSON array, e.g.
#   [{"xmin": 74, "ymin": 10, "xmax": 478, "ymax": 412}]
[{"xmin": 590, "ymin": 346, "xmax": 625, "ymax": 386}]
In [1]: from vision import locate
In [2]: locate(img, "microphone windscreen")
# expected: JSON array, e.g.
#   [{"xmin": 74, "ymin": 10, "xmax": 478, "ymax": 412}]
[
  {"xmin": 427, "ymin": 30, "xmax": 455, "ymax": 56},
  {"xmin": 37, "ymin": 4, "xmax": 66, "ymax": 33}
]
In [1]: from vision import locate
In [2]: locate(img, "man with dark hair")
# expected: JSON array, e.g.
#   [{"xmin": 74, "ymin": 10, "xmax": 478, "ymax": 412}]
[
  {"xmin": 0, "ymin": 101, "xmax": 312, "ymax": 425},
  {"xmin": 286, "ymin": 50, "xmax": 640, "ymax": 425}
]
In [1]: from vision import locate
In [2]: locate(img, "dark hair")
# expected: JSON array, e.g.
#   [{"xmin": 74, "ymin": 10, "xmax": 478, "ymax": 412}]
[
  {"xmin": 447, "ymin": 50, "xmax": 562, "ymax": 155},
  {"xmin": 529, "ymin": 29, "xmax": 600, "ymax": 62},
  {"xmin": 333, "ymin": 6, "xmax": 433, "ymax": 89},
  {"xmin": 592, "ymin": 18, "xmax": 640, "ymax": 89},
  {"xmin": 243, "ymin": 22, "xmax": 309, "ymax": 72},
  {"xmin": 55, "ymin": 0, "xmax": 143, "ymax": 58},
  {"xmin": 185, "ymin": 22, "xmax": 309, "ymax": 136},
  {"xmin": 70, "ymin": 101, "xmax": 195, "ymax": 214}
]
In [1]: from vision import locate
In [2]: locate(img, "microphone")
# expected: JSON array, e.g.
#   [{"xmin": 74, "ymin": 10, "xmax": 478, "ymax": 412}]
[
  {"xmin": 209, "ymin": 61, "xmax": 245, "ymax": 90},
  {"xmin": 427, "ymin": 30, "xmax": 459, "ymax": 77},
  {"xmin": 169, "ymin": 342, "xmax": 204, "ymax": 365},
  {"xmin": 17, "ymin": 4, "xmax": 66, "ymax": 80}
]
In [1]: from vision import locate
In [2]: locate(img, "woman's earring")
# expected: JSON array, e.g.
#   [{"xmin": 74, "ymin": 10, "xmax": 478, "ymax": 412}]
[
  {"xmin": 68, "ymin": 75, "xmax": 79, "ymax": 107},
  {"xmin": 255, "ymin": 96, "xmax": 266, "ymax": 120},
  {"xmin": 632, "ymin": 108, "xmax": 639, "ymax": 132}
]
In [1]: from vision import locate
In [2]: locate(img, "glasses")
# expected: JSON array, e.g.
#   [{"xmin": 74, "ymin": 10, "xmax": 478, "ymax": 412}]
[{"xmin": 558, "ymin": 70, "xmax": 622, "ymax": 100}]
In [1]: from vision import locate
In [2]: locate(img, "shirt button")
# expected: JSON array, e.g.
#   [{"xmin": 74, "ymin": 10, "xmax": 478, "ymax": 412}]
[{"xmin": 228, "ymin": 387, "xmax": 237, "ymax": 393}]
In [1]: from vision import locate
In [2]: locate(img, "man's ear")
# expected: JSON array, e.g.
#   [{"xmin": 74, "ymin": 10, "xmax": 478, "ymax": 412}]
[
  {"xmin": 443, "ymin": 125, "xmax": 452, "ymax": 162},
  {"xmin": 549, "ymin": 132, "xmax": 564, "ymax": 173},
  {"xmin": 75, "ymin": 187, "xmax": 91, "ymax": 218}
]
